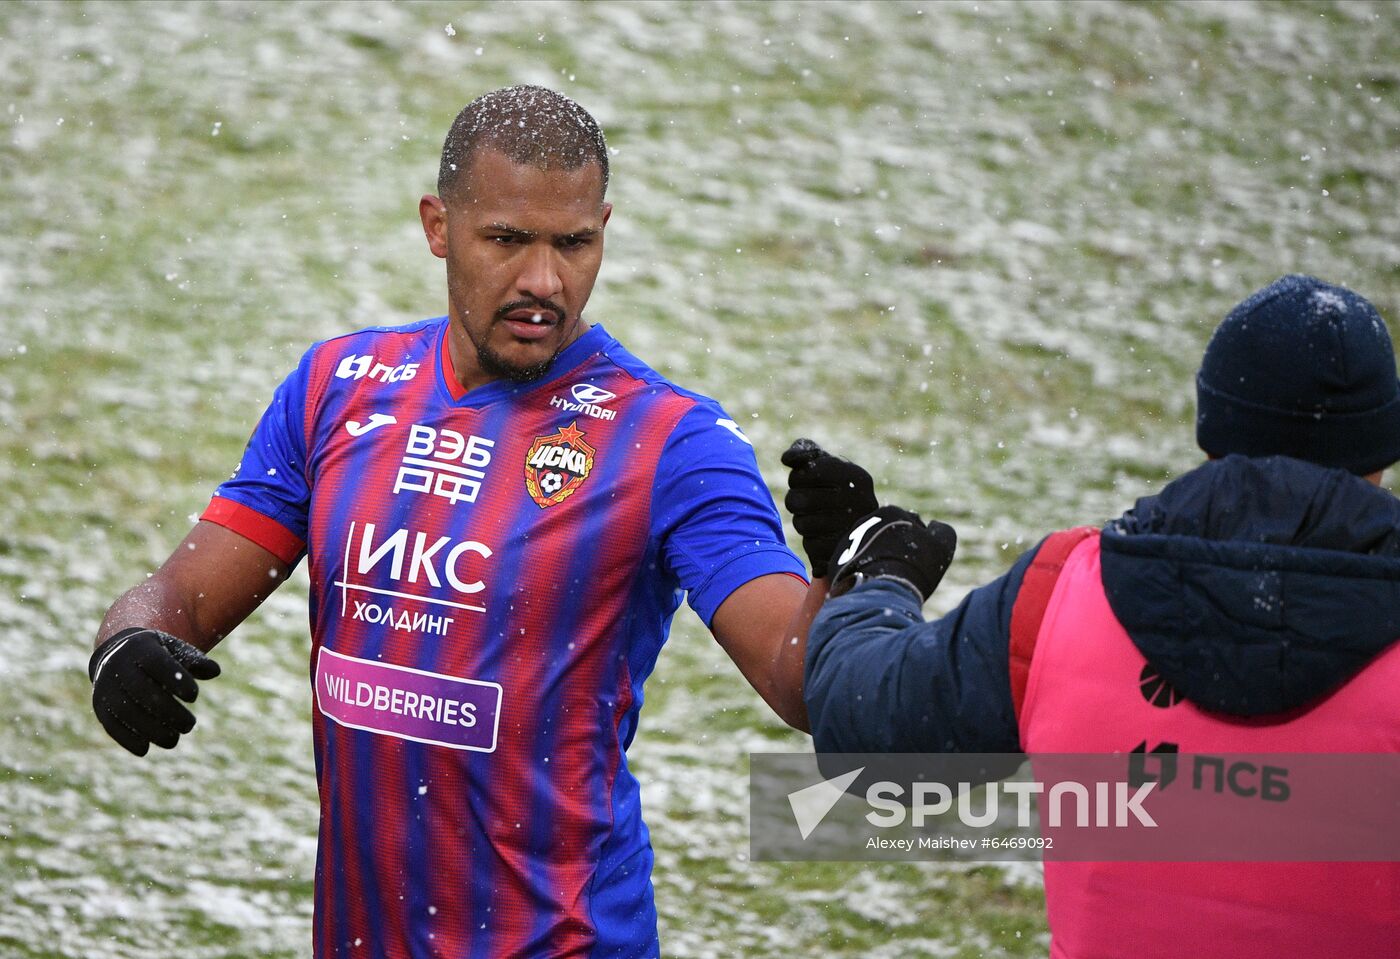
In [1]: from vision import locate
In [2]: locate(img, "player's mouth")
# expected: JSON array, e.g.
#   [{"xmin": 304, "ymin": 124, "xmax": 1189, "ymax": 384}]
[{"xmin": 498, "ymin": 301, "xmax": 566, "ymax": 342}]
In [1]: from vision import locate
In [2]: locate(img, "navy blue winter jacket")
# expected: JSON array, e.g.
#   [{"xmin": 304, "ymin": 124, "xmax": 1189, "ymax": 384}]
[{"xmin": 805, "ymin": 455, "xmax": 1400, "ymax": 754}]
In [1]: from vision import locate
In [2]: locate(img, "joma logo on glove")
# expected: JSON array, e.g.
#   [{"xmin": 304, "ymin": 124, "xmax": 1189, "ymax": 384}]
[{"xmin": 837, "ymin": 516, "xmax": 883, "ymax": 566}]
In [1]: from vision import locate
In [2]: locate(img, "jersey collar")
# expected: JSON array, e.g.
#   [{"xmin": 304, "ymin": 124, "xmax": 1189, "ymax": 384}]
[{"xmin": 436, "ymin": 319, "xmax": 614, "ymax": 406}]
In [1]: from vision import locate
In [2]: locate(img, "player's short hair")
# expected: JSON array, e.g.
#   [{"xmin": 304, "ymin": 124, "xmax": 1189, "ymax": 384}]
[{"xmin": 437, "ymin": 85, "xmax": 609, "ymax": 202}]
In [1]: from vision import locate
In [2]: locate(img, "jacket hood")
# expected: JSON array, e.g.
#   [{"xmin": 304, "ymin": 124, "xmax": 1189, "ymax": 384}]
[{"xmin": 1100, "ymin": 455, "xmax": 1400, "ymax": 716}]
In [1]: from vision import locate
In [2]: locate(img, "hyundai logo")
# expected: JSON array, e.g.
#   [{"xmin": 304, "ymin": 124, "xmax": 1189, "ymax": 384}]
[{"xmin": 571, "ymin": 384, "xmax": 616, "ymax": 405}]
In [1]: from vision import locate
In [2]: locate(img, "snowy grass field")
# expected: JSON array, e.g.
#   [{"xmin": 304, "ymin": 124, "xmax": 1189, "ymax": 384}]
[{"xmin": 2, "ymin": 1, "xmax": 1398, "ymax": 956}]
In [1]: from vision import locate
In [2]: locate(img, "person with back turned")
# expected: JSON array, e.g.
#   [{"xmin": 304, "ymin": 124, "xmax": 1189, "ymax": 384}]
[{"xmin": 790, "ymin": 274, "xmax": 1400, "ymax": 957}]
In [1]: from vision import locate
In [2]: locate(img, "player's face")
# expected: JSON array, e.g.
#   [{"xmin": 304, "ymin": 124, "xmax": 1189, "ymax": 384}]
[{"xmin": 420, "ymin": 148, "xmax": 611, "ymax": 392}]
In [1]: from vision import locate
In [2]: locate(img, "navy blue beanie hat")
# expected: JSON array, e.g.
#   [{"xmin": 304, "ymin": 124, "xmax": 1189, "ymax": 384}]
[{"xmin": 1196, "ymin": 274, "xmax": 1400, "ymax": 476}]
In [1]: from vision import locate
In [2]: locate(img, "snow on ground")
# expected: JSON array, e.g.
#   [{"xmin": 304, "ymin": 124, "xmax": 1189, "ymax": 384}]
[{"xmin": 1, "ymin": 1, "xmax": 1396, "ymax": 955}]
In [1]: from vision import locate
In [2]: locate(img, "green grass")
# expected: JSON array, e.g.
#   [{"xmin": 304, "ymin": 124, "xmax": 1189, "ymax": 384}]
[{"xmin": 2, "ymin": 0, "xmax": 1398, "ymax": 955}]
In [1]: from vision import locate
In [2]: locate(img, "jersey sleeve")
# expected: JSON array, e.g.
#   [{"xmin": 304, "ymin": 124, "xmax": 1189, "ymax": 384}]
[
  {"xmin": 199, "ymin": 349, "xmax": 315, "ymax": 565},
  {"xmin": 804, "ymin": 542, "xmax": 1045, "ymax": 754},
  {"xmin": 651, "ymin": 406, "xmax": 807, "ymax": 627}
]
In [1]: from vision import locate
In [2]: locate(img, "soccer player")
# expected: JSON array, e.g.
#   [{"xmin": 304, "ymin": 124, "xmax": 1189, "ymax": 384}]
[{"xmin": 87, "ymin": 86, "xmax": 867, "ymax": 958}]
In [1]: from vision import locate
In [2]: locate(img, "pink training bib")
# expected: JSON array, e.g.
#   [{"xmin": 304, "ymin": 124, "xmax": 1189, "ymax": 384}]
[{"xmin": 1017, "ymin": 532, "xmax": 1400, "ymax": 959}]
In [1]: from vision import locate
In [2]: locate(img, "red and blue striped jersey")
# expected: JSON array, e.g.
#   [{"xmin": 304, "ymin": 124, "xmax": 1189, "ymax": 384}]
[{"xmin": 201, "ymin": 318, "xmax": 804, "ymax": 958}]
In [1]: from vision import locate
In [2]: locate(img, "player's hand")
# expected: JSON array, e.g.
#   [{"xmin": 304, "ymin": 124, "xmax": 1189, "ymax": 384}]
[
  {"xmin": 89, "ymin": 627, "xmax": 221, "ymax": 756},
  {"xmin": 782, "ymin": 438, "xmax": 878, "ymax": 578},
  {"xmin": 828, "ymin": 506, "xmax": 957, "ymax": 601}
]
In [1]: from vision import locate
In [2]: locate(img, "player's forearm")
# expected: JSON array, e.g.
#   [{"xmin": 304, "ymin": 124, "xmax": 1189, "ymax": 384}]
[
  {"xmin": 95, "ymin": 521, "xmax": 293, "ymax": 652},
  {"xmin": 765, "ymin": 578, "xmax": 829, "ymax": 732},
  {"xmin": 96, "ymin": 576, "xmax": 219, "ymax": 652},
  {"xmin": 746, "ymin": 663, "xmax": 808, "ymax": 733},
  {"xmin": 751, "ymin": 657, "xmax": 809, "ymax": 733},
  {"xmin": 710, "ymin": 573, "xmax": 818, "ymax": 732}
]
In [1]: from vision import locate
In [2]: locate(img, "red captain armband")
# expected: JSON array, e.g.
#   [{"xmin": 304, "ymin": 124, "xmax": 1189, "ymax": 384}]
[
  {"xmin": 200, "ymin": 498, "xmax": 305, "ymax": 565},
  {"xmin": 1007, "ymin": 526, "xmax": 1097, "ymax": 721}
]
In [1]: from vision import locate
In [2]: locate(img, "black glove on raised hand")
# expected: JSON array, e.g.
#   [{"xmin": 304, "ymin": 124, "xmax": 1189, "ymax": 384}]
[
  {"xmin": 782, "ymin": 438, "xmax": 879, "ymax": 578},
  {"xmin": 828, "ymin": 506, "xmax": 958, "ymax": 601},
  {"xmin": 89, "ymin": 627, "xmax": 221, "ymax": 756}
]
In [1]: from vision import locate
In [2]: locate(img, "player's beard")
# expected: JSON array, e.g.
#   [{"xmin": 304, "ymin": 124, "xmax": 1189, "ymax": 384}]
[{"xmin": 473, "ymin": 298, "xmax": 575, "ymax": 383}]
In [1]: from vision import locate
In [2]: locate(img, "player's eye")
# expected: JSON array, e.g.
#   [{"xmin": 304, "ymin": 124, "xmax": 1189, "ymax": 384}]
[
  {"xmin": 559, "ymin": 235, "xmax": 591, "ymax": 250},
  {"xmin": 489, "ymin": 235, "xmax": 518, "ymax": 246}
]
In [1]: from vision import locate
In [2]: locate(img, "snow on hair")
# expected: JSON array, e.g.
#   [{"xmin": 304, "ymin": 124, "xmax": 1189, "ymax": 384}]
[{"xmin": 437, "ymin": 85, "xmax": 609, "ymax": 199}]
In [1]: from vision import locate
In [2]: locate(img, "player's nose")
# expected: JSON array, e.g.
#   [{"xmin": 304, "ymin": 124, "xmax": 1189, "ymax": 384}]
[{"xmin": 516, "ymin": 246, "xmax": 564, "ymax": 302}]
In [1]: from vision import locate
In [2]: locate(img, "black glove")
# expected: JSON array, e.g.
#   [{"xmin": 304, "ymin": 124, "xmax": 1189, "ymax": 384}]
[
  {"xmin": 828, "ymin": 506, "xmax": 957, "ymax": 601},
  {"xmin": 782, "ymin": 438, "xmax": 878, "ymax": 578},
  {"xmin": 89, "ymin": 627, "xmax": 221, "ymax": 756}
]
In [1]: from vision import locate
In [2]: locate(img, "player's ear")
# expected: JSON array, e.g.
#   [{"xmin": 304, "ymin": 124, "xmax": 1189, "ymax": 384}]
[
  {"xmin": 601, "ymin": 202, "xmax": 612, "ymax": 227},
  {"xmin": 419, "ymin": 195, "xmax": 448, "ymax": 259}
]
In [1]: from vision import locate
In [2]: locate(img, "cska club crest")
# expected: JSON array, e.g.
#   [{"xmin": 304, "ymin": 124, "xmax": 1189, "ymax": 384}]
[{"xmin": 524, "ymin": 421, "xmax": 596, "ymax": 508}]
